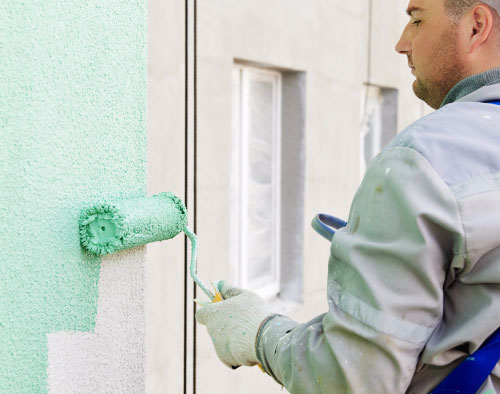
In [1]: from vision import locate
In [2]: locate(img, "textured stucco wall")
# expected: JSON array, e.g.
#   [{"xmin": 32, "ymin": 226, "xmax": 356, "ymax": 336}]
[{"xmin": 0, "ymin": 1, "xmax": 147, "ymax": 393}]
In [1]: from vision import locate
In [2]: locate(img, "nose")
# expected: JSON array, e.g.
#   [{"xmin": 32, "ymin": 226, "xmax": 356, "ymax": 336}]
[{"xmin": 395, "ymin": 24, "xmax": 411, "ymax": 54}]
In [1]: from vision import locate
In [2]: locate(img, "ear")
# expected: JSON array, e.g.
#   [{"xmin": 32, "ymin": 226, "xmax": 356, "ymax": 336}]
[{"xmin": 466, "ymin": 4, "xmax": 495, "ymax": 53}]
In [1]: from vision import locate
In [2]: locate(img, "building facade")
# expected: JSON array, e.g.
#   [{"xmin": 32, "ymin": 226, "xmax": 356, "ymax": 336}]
[
  {"xmin": 1, "ymin": 0, "xmax": 430, "ymax": 393},
  {"xmin": 147, "ymin": 1, "xmax": 430, "ymax": 393}
]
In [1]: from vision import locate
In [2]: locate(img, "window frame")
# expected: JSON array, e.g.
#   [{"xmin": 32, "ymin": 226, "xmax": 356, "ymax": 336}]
[
  {"xmin": 361, "ymin": 85, "xmax": 383, "ymax": 176},
  {"xmin": 360, "ymin": 85, "xmax": 398, "ymax": 177},
  {"xmin": 232, "ymin": 64, "xmax": 282, "ymax": 299}
]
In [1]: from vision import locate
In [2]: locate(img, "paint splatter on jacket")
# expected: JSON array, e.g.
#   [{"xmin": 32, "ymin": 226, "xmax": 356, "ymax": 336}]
[{"xmin": 257, "ymin": 72, "xmax": 500, "ymax": 394}]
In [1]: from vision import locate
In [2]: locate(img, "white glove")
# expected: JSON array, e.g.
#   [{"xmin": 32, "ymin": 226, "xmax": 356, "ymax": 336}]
[{"xmin": 195, "ymin": 281, "xmax": 272, "ymax": 368}]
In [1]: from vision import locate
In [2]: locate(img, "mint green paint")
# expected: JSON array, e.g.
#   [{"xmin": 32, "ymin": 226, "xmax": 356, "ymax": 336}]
[
  {"xmin": 184, "ymin": 226, "xmax": 214, "ymax": 300},
  {"xmin": 79, "ymin": 192, "xmax": 187, "ymax": 256},
  {"xmin": 0, "ymin": 1, "xmax": 146, "ymax": 392}
]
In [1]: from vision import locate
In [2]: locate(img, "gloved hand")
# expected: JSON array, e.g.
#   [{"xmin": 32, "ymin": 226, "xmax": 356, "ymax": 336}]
[{"xmin": 195, "ymin": 281, "xmax": 272, "ymax": 368}]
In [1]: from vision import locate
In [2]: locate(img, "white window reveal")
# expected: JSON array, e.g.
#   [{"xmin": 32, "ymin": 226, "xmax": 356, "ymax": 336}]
[
  {"xmin": 232, "ymin": 65, "xmax": 281, "ymax": 299},
  {"xmin": 360, "ymin": 85, "xmax": 398, "ymax": 176}
]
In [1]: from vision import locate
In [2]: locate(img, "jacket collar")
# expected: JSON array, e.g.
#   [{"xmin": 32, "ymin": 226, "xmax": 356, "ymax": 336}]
[{"xmin": 441, "ymin": 68, "xmax": 500, "ymax": 107}]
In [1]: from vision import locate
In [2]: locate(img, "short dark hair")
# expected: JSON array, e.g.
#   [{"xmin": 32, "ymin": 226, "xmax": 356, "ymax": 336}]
[
  {"xmin": 445, "ymin": 0, "xmax": 479, "ymax": 19},
  {"xmin": 445, "ymin": 0, "xmax": 500, "ymax": 20}
]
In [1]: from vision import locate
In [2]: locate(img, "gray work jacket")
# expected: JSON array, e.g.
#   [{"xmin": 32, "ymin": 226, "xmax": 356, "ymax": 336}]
[{"xmin": 257, "ymin": 82, "xmax": 500, "ymax": 393}]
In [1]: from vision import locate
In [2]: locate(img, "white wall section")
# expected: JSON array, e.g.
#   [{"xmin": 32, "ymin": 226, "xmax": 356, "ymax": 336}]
[{"xmin": 48, "ymin": 249, "xmax": 145, "ymax": 394}]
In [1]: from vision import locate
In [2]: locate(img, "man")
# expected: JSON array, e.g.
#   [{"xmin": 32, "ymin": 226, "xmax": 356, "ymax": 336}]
[{"xmin": 196, "ymin": 0, "xmax": 500, "ymax": 392}]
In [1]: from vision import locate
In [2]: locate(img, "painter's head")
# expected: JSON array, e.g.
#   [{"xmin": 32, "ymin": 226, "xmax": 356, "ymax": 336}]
[{"xmin": 396, "ymin": 0, "xmax": 500, "ymax": 109}]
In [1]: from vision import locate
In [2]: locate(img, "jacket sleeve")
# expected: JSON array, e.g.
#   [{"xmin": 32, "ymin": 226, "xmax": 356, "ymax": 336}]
[{"xmin": 256, "ymin": 147, "xmax": 465, "ymax": 393}]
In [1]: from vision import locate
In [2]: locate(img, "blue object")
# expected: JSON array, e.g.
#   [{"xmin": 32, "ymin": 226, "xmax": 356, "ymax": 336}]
[
  {"xmin": 487, "ymin": 100, "xmax": 500, "ymax": 106},
  {"xmin": 311, "ymin": 214, "xmax": 347, "ymax": 242},
  {"xmin": 431, "ymin": 328, "xmax": 500, "ymax": 393}
]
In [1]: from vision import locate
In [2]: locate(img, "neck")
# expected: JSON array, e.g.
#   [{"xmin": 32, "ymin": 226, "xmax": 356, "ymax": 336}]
[{"xmin": 440, "ymin": 68, "xmax": 500, "ymax": 106}]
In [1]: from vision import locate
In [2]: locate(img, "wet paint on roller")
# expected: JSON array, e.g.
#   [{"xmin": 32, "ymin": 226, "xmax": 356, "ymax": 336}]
[
  {"xmin": 79, "ymin": 192, "xmax": 187, "ymax": 256},
  {"xmin": 0, "ymin": 0, "xmax": 147, "ymax": 392}
]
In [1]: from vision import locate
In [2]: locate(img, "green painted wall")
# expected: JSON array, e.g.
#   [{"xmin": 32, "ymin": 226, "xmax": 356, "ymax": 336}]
[{"xmin": 0, "ymin": 1, "xmax": 147, "ymax": 392}]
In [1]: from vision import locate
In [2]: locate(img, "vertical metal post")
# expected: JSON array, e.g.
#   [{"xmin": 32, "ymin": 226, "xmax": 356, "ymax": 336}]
[
  {"xmin": 183, "ymin": 0, "xmax": 189, "ymax": 392},
  {"xmin": 192, "ymin": 0, "xmax": 198, "ymax": 392}
]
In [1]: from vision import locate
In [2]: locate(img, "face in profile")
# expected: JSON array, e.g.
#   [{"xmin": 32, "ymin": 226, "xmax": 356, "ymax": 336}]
[{"xmin": 396, "ymin": 0, "xmax": 468, "ymax": 108}]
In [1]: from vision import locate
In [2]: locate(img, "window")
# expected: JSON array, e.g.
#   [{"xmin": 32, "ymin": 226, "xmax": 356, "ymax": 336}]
[
  {"xmin": 232, "ymin": 65, "xmax": 282, "ymax": 299},
  {"xmin": 360, "ymin": 85, "xmax": 398, "ymax": 175}
]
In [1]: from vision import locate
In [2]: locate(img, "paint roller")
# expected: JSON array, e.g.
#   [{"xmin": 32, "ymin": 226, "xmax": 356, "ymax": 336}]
[
  {"xmin": 78, "ymin": 192, "xmax": 216, "ymax": 300},
  {"xmin": 79, "ymin": 192, "xmax": 265, "ymax": 371}
]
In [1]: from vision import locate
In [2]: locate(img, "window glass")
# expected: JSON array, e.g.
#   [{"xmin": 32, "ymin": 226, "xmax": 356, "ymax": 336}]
[{"xmin": 232, "ymin": 65, "xmax": 281, "ymax": 298}]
